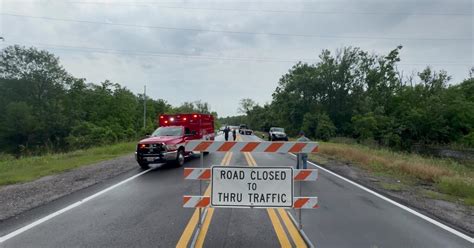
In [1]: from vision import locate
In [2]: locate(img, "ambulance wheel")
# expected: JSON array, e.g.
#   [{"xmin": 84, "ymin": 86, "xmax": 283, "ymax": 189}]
[{"xmin": 175, "ymin": 149, "xmax": 185, "ymax": 167}]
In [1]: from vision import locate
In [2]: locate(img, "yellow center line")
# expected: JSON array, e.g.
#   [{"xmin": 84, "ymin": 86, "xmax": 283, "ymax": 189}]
[
  {"xmin": 194, "ymin": 208, "xmax": 214, "ymax": 247},
  {"xmin": 176, "ymin": 151, "xmax": 232, "ymax": 248},
  {"xmin": 267, "ymin": 208, "xmax": 292, "ymax": 247},
  {"xmin": 245, "ymin": 148, "xmax": 307, "ymax": 248},
  {"xmin": 194, "ymin": 150, "xmax": 233, "ymax": 248},
  {"xmin": 194, "ymin": 136, "xmax": 243, "ymax": 247},
  {"xmin": 243, "ymin": 151, "xmax": 292, "ymax": 248},
  {"xmin": 277, "ymin": 209, "xmax": 307, "ymax": 248}
]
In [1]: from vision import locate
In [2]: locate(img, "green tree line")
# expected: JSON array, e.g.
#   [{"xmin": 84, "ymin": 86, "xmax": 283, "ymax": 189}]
[
  {"xmin": 224, "ymin": 46, "xmax": 474, "ymax": 150},
  {"xmin": 0, "ymin": 45, "xmax": 217, "ymax": 156}
]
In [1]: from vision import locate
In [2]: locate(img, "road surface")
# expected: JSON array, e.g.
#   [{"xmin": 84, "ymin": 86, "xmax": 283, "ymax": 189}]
[{"xmin": 0, "ymin": 134, "xmax": 472, "ymax": 247}]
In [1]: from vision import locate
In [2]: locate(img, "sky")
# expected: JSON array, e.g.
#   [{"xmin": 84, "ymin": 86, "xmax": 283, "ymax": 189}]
[{"xmin": 0, "ymin": 0, "xmax": 473, "ymax": 117}]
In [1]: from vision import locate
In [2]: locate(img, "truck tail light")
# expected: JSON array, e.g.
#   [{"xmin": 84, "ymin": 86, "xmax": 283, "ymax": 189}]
[
  {"xmin": 183, "ymin": 117, "xmax": 187, "ymax": 121},
  {"xmin": 164, "ymin": 120, "xmax": 168, "ymax": 124},
  {"xmin": 193, "ymin": 114, "xmax": 197, "ymax": 118},
  {"xmin": 170, "ymin": 117, "xmax": 175, "ymax": 122}
]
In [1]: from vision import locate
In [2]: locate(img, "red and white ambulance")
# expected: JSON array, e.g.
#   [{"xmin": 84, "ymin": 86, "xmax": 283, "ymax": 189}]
[{"xmin": 135, "ymin": 113, "xmax": 215, "ymax": 169}]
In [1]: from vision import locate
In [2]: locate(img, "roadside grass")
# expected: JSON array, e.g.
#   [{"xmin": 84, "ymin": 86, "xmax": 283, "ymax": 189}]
[
  {"xmin": 255, "ymin": 130, "xmax": 474, "ymax": 205},
  {"xmin": 0, "ymin": 142, "xmax": 136, "ymax": 186},
  {"xmin": 311, "ymin": 142, "xmax": 474, "ymax": 206},
  {"xmin": 379, "ymin": 182, "xmax": 408, "ymax": 192}
]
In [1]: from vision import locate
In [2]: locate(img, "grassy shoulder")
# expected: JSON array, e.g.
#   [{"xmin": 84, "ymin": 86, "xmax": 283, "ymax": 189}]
[
  {"xmin": 256, "ymin": 131, "xmax": 474, "ymax": 206},
  {"xmin": 0, "ymin": 142, "xmax": 136, "ymax": 186},
  {"xmin": 314, "ymin": 142, "xmax": 474, "ymax": 206}
]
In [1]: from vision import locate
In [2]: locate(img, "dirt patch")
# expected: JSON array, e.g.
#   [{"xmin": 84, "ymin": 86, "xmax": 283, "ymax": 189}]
[
  {"xmin": 312, "ymin": 155, "xmax": 474, "ymax": 237},
  {"xmin": 0, "ymin": 154, "xmax": 136, "ymax": 221}
]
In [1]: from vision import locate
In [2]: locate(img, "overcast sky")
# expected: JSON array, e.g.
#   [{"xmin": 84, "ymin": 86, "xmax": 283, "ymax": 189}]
[{"xmin": 1, "ymin": 0, "xmax": 473, "ymax": 116}]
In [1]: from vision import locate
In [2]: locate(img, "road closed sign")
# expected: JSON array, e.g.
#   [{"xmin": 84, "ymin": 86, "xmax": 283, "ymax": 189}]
[{"xmin": 211, "ymin": 166, "xmax": 293, "ymax": 208}]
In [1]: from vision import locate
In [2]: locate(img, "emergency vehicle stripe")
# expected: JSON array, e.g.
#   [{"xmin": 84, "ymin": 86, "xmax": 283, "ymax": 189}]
[
  {"xmin": 293, "ymin": 197, "xmax": 319, "ymax": 209},
  {"xmin": 183, "ymin": 196, "xmax": 210, "ymax": 208}
]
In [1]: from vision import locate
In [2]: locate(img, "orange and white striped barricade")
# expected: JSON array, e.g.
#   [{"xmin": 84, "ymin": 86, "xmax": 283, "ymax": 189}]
[
  {"xmin": 183, "ymin": 196, "xmax": 210, "ymax": 208},
  {"xmin": 184, "ymin": 168, "xmax": 318, "ymax": 181},
  {"xmin": 183, "ymin": 168, "xmax": 211, "ymax": 180},
  {"xmin": 293, "ymin": 197, "xmax": 319, "ymax": 209},
  {"xmin": 183, "ymin": 196, "xmax": 319, "ymax": 209},
  {"xmin": 182, "ymin": 139, "xmax": 321, "ymax": 236},
  {"xmin": 185, "ymin": 141, "xmax": 319, "ymax": 153}
]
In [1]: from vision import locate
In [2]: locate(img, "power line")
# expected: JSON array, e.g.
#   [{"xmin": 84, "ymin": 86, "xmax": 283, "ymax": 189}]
[
  {"xmin": 1, "ymin": 13, "xmax": 471, "ymax": 41},
  {"xmin": 67, "ymin": 1, "xmax": 473, "ymax": 17},
  {"xmin": 3, "ymin": 41, "xmax": 307, "ymax": 63},
  {"xmin": 3, "ymin": 41, "xmax": 472, "ymax": 66}
]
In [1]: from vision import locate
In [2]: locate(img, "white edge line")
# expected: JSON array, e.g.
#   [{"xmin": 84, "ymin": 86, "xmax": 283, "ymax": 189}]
[
  {"xmin": 250, "ymin": 135, "xmax": 473, "ymax": 243},
  {"xmin": 288, "ymin": 153, "xmax": 474, "ymax": 243},
  {"xmin": 0, "ymin": 168, "xmax": 153, "ymax": 243}
]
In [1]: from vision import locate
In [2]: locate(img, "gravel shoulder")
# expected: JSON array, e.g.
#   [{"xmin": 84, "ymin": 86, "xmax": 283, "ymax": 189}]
[
  {"xmin": 0, "ymin": 154, "xmax": 136, "ymax": 221},
  {"xmin": 312, "ymin": 155, "xmax": 474, "ymax": 237}
]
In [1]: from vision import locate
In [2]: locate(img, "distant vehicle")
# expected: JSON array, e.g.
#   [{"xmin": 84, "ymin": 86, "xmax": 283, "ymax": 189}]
[
  {"xmin": 239, "ymin": 124, "xmax": 253, "ymax": 135},
  {"xmin": 268, "ymin": 127, "xmax": 288, "ymax": 141},
  {"xmin": 135, "ymin": 113, "xmax": 214, "ymax": 169}
]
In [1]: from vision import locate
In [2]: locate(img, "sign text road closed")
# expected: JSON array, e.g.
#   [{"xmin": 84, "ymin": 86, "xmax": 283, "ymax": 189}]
[{"xmin": 211, "ymin": 166, "xmax": 293, "ymax": 208}]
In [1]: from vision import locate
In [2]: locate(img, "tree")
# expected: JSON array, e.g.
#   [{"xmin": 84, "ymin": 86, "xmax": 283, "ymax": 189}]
[
  {"xmin": 302, "ymin": 112, "xmax": 336, "ymax": 141},
  {"xmin": 0, "ymin": 45, "xmax": 181, "ymax": 154},
  {"xmin": 0, "ymin": 46, "xmax": 70, "ymax": 150},
  {"xmin": 0, "ymin": 102, "xmax": 37, "ymax": 155},
  {"xmin": 238, "ymin": 98, "xmax": 256, "ymax": 114},
  {"xmin": 235, "ymin": 46, "xmax": 473, "ymax": 150}
]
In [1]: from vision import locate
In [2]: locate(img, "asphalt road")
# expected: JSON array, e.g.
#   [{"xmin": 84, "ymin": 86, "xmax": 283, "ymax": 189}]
[{"xmin": 0, "ymin": 134, "xmax": 472, "ymax": 247}]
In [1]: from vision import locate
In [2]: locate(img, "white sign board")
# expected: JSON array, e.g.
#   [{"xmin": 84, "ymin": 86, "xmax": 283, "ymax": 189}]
[{"xmin": 211, "ymin": 166, "xmax": 293, "ymax": 208}]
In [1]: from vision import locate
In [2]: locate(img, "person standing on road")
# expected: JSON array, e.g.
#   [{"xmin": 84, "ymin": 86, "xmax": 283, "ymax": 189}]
[
  {"xmin": 223, "ymin": 126, "xmax": 230, "ymax": 141},
  {"xmin": 232, "ymin": 128, "xmax": 237, "ymax": 141},
  {"xmin": 296, "ymin": 131, "xmax": 310, "ymax": 169}
]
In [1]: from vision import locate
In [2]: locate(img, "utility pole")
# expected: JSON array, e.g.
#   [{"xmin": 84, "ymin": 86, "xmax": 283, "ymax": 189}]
[{"xmin": 143, "ymin": 85, "xmax": 147, "ymax": 130}]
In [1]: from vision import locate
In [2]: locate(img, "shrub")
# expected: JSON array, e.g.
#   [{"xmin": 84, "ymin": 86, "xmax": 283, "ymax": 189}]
[
  {"xmin": 462, "ymin": 131, "xmax": 474, "ymax": 148},
  {"xmin": 302, "ymin": 112, "xmax": 336, "ymax": 141},
  {"xmin": 66, "ymin": 122, "xmax": 118, "ymax": 149}
]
